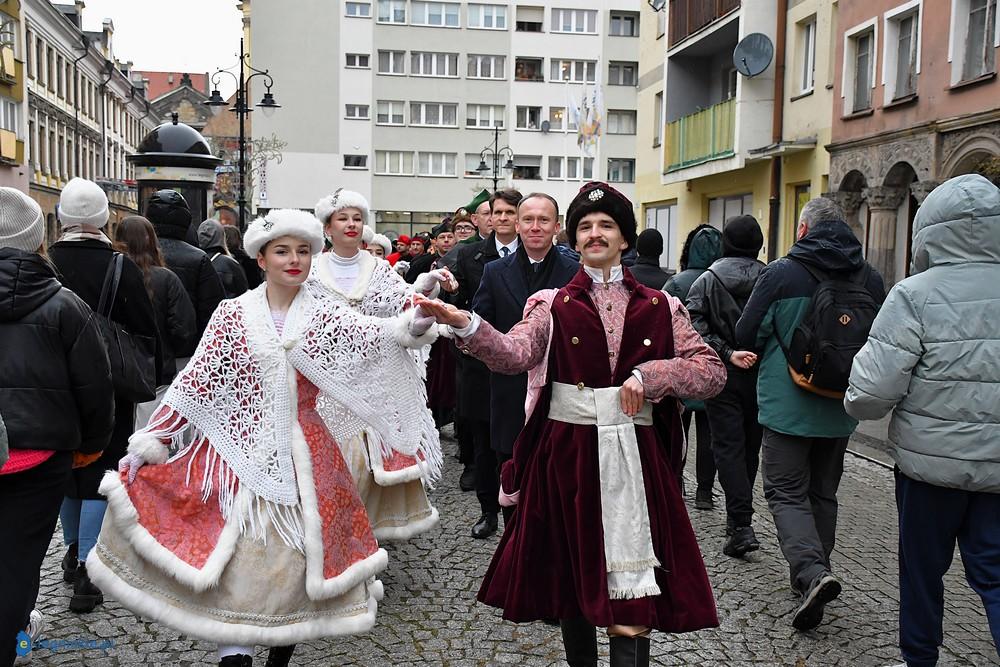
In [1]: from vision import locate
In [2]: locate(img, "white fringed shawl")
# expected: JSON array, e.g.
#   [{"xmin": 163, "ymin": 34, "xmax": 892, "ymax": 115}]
[{"xmin": 131, "ymin": 283, "xmax": 442, "ymax": 549}]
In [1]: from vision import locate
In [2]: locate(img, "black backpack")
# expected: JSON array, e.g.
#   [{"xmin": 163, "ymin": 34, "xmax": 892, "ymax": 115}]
[{"xmin": 776, "ymin": 260, "xmax": 879, "ymax": 399}]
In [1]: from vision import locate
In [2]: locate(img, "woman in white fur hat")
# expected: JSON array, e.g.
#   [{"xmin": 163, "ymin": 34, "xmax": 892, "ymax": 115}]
[
  {"xmin": 87, "ymin": 209, "xmax": 442, "ymax": 667},
  {"xmin": 312, "ymin": 188, "xmax": 453, "ymax": 542}
]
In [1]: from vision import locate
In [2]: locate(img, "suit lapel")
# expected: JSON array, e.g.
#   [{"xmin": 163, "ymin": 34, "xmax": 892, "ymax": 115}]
[{"xmin": 498, "ymin": 255, "xmax": 529, "ymax": 304}]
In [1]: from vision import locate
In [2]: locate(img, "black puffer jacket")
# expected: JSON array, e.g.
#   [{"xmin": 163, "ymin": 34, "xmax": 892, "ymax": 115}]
[
  {"xmin": 686, "ymin": 255, "xmax": 765, "ymax": 366},
  {"xmin": 150, "ymin": 266, "xmax": 196, "ymax": 380},
  {"xmin": 154, "ymin": 222, "xmax": 224, "ymax": 338},
  {"xmin": 198, "ymin": 219, "xmax": 248, "ymax": 299},
  {"xmin": 629, "ymin": 256, "xmax": 672, "ymax": 290},
  {"xmin": 0, "ymin": 248, "xmax": 114, "ymax": 454}
]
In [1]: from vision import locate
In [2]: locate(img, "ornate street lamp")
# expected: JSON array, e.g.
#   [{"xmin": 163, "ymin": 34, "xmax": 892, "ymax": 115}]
[
  {"xmin": 204, "ymin": 38, "xmax": 280, "ymax": 231},
  {"xmin": 476, "ymin": 125, "xmax": 515, "ymax": 191}
]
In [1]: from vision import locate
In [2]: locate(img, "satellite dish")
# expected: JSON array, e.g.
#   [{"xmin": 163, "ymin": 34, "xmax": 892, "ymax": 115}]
[
  {"xmin": 733, "ymin": 33, "xmax": 774, "ymax": 77},
  {"xmin": 540, "ymin": 120, "xmax": 551, "ymax": 134},
  {"xmin": 648, "ymin": 0, "xmax": 666, "ymax": 11}
]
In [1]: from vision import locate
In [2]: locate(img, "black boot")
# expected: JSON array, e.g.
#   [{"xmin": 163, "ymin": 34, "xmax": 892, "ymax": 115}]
[
  {"xmin": 559, "ymin": 617, "xmax": 597, "ymax": 667},
  {"xmin": 61, "ymin": 543, "xmax": 78, "ymax": 584},
  {"xmin": 459, "ymin": 464, "xmax": 476, "ymax": 492},
  {"xmin": 264, "ymin": 645, "xmax": 295, "ymax": 667},
  {"xmin": 69, "ymin": 563, "xmax": 104, "ymax": 613},
  {"xmin": 609, "ymin": 635, "xmax": 651, "ymax": 667},
  {"xmin": 219, "ymin": 654, "xmax": 253, "ymax": 667}
]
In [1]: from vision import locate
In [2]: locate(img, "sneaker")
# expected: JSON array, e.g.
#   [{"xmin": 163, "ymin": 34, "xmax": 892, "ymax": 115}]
[
  {"xmin": 69, "ymin": 563, "xmax": 104, "ymax": 614},
  {"xmin": 792, "ymin": 572, "xmax": 842, "ymax": 631},
  {"xmin": 694, "ymin": 487, "xmax": 714, "ymax": 510},
  {"xmin": 61, "ymin": 543, "xmax": 78, "ymax": 584},
  {"xmin": 25, "ymin": 610, "xmax": 44, "ymax": 642},
  {"xmin": 723, "ymin": 526, "xmax": 760, "ymax": 558}
]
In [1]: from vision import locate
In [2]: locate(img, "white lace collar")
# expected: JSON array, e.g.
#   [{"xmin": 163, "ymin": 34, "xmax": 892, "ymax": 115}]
[{"xmin": 584, "ymin": 264, "xmax": 624, "ymax": 285}]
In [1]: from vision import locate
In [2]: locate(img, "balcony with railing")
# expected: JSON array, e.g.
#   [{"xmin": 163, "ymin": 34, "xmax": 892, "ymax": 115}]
[
  {"xmin": 663, "ymin": 98, "xmax": 735, "ymax": 173},
  {"xmin": 668, "ymin": 0, "xmax": 740, "ymax": 48}
]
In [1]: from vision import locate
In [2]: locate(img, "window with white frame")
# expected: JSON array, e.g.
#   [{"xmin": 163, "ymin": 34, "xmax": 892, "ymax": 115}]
[
  {"xmin": 548, "ymin": 106, "xmax": 565, "ymax": 131},
  {"xmin": 465, "ymin": 153, "xmax": 485, "ymax": 176},
  {"xmin": 466, "ymin": 104, "xmax": 505, "ymax": 128},
  {"xmin": 346, "ymin": 53, "xmax": 370, "ymax": 68},
  {"xmin": 411, "ymin": 52, "xmax": 459, "ymax": 77},
  {"xmin": 645, "ymin": 203, "xmax": 679, "ymax": 269},
  {"xmin": 583, "ymin": 157, "xmax": 594, "ymax": 179},
  {"xmin": 0, "ymin": 97, "xmax": 17, "ymax": 132},
  {"xmin": 376, "ymin": 150, "xmax": 414, "ymax": 174},
  {"xmin": 607, "ymin": 158, "xmax": 635, "ymax": 183},
  {"xmin": 653, "ymin": 91, "xmax": 663, "ymax": 146},
  {"xmin": 410, "ymin": 102, "xmax": 458, "ymax": 126},
  {"xmin": 512, "ymin": 155, "xmax": 541, "ymax": 180},
  {"xmin": 548, "ymin": 156, "xmax": 563, "ymax": 179},
  {"xmin": 884, "ymin": 5, "xmax": 920, "ymax": 101},
  {"xmin": 346, "ymin": 2, "xmax": 372, "ymax": 17},
  {"xmin": 514, "ymin": 57, "xmax": 544, "ymax": 81},
  {"xmin": 842, "ymin": 21, "xmax": 878, "ymax": 114},
  {"xmin": 961, "ymin": 0, "xmax": 998, "ymax": 81},
  {"xmin": 377, "ymin": 50, "xmax": 406, "ymax": 74},
  {"xmin": 376, "ymin": 100, "xmax": 405, "ymax": 125},
  {"xmin": 468, "ymin": 4, "xmax": 507, "ymax": 29},
  {"xmin": 564, "ymin": 157, "xmax": 594, "ymax": 179},
  {"xmin": 799, "ymin": 17, "xmax": 817, "ymax": 93},
  {"xmin": 551, "ymin": 8, "xmax": 597, "ymax": 34},
  {"xmin": 550, "ymin": 59, "xmax": 597, "ymax": 83},
  {"xmin": 607, "ymin": 110, "xmax": 636, "ymax": 135},
  {"xmin": 345, "ymin": 104, "xmax": 370, "ymax": 119},
  {"xmin": 516, "ymin": 105, "xmax": 541, "ymax": 129},
  {"xmin": 417, "ymin": 151, "xmax": 457, "ymax": 176},
  {"xmin": 377, "ymin": 0, "xmax": 406, "ymax": 23},
  {"xmin": 411, "ymin": 1, "xmax": 460, "ymax": 27},
  {"xmin": 708, "ymin": 193, "xmax": 754, "ymax": 229},
  {"xmin": 468, "ymin": 54, "xmax": 505, "ymax": 79},
  {"xmin": 344, "ymin": 154, "xmax": 368, "ymax": 169},
  {"xmin": 610, "ymin": 12, "xmax": 639, "ymax": 37},
  {"xmin": 608, "ymin": 61, "xmax": 638, "ymax": 86}
]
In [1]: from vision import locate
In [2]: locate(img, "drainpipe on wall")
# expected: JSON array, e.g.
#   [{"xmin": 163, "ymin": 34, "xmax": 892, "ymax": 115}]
[{"xmin": 768, "ymin": 0, "xmax": 788, "ymax": 261}]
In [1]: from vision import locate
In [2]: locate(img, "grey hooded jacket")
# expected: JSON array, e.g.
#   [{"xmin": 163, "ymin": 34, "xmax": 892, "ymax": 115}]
[{"xmin": 844, "ymin": 174, "xmax": 1000, "ymax": 492}]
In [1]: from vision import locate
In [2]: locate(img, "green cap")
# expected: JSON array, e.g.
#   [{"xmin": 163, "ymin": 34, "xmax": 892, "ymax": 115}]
[{"xmin": 464, "ymin": 189, "xmax": 491, "ymax": 215}]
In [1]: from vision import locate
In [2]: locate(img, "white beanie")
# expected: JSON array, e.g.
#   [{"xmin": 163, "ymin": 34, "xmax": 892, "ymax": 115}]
[
  {"xmin": 0, "ymin": 187, "xmax": 45, "ymax": 253},
  {"xmin": 370, "ymin": 233, "xmax": 392, "ymax": 256},
  {"xmin": 314, "ymin": 188, "xmax": 370, "ymax": 225},
  {"xmin": 361, "ymin": 225, "xmax": 375, "ymax": 245},
  {"xmin": 58, "ymin": 178, "xmax": 109, "ymax": 228},
  {"xmin": 244, "ymin": 208, "xmax": 325, "ymax": 258}
]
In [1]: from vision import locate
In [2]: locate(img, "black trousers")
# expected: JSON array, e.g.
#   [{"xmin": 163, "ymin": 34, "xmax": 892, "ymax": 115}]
[
  {"xmin": 1, "ymin": 452, "xmax": 72, "ymax": 667},
  {"xmin": 705, "ymin": 370, "xmax": 762, "ymax": 527},
  {"xmin": 471, "ymin": 419, "xmax": 499, "ymax": 515},
  {"xmin": 455, "ymin": 416, "xmax": 475, "ymax": 465},
  {"xmin": 681, "ymin": 409, "xmax": 714, "ymax": 490}
]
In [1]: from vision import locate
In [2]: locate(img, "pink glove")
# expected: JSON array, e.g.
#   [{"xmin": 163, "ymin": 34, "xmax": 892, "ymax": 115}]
[{"xmin": 118, "ymin": 452, "xmax": 146, "ymax": 484}]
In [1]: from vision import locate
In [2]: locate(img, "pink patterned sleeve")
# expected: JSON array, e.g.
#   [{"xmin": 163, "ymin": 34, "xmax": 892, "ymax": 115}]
[
  {"xmin": 636, "ymin": 295, "xmax": 727, "ymax": 401},
  {"xmin": 458, "ymin": 294, "xmax": 553, "ymax": 375}
]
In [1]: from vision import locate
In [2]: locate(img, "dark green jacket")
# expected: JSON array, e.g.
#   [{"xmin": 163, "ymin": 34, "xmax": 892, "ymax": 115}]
[
  {"xmin": 664, "ymin": 227, "xmax": 723, "ymax": 301},
  {"xmin": 735, "ymin": 221, "xmax": 885, "ymax": 438}
]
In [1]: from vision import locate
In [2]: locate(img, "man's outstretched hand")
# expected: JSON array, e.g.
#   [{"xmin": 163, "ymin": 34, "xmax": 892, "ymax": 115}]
[{"xmin": 413, "ymin": 296, "xmax": 472, "ymax": 330}]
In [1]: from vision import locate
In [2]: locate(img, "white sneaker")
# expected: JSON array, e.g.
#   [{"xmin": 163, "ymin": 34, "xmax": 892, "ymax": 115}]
[{"xmin": 26, "ymin": 609, "xmax": 44, "ymax": 642}]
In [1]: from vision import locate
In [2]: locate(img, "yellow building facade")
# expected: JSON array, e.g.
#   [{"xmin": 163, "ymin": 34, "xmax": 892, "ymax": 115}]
[
  {"xmin": 0, "ymin": 0, "xmax": 27, "ymax": 191},
  {"xmin": 636, "ymin": 0, "xmax": 837, "ymax": 270}
]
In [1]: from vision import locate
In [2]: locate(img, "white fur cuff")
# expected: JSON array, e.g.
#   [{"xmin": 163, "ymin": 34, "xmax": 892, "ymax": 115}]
[{"xmin": 127, "ymin": 433, "xmax": 169, "ymax": 465}]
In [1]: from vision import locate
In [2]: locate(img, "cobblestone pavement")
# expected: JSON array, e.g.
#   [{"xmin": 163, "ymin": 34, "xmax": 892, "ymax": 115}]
[{"xmin": 19, "ymin": 426, "xmax": 997, "ymax": 666}]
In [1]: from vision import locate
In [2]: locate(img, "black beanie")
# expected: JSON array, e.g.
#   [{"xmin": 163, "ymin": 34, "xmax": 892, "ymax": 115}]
[
  {"xmin": 635, "ymin": 228, "xmax": 663, "ymax": 258},
  {"xmin": 723, "ymin": 215, "xmax": 763, "ymax": 258},
  {"xmin": 566, "ymin": 181, "xmax": 637, "ymax": 250}
]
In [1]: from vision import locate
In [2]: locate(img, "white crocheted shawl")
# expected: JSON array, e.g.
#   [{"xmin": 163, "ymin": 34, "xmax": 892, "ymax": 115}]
[
  {"xmin": 311, "ymin": 250, "xmax": 413, "ymax": 316},
  {"xmin": 136, "ymin": 283, "xmax": 441, "ymax": 514}
]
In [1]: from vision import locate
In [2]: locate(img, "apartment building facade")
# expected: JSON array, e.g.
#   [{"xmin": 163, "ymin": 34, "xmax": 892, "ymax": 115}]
[
  {"xmin": 23, "ymin": 0, "xmax": 157, "ymax": 241},
  {"xmin": 249, "ymin": 0, "xmax": 640, "ymax": 236},
  {"xmin": 0, "ymin": 0, "xmax": 27, "ymax": 192},
  {"xmin": 827, "ymin": 0, "xmax": 1000, "ymax": 287}
]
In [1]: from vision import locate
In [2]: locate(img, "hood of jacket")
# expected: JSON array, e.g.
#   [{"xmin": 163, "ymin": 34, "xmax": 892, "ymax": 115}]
[
  {"xmin": 0, "ymin": 248, "xmax": 63, "ymax": 322},
  {"xmin": 706, "ymin": 255, "xmax": 764, "ymax": 299},
  {"xmin": 197, "ymin": 219, "xmax": 226, "ymax": 253},
  {"xmin": 787, "ymin": 219, "xmax": 865, "ymax": 273},
  {"xmin": 687, "ymin": 227, "xmax": 723, "ymax": 270},
  {"xmin": 910, "ymin": 174, "xmax": 1000, "ymax": 274}
]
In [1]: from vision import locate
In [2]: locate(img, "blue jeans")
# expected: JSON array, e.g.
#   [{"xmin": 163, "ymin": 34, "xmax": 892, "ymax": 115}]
[
  {"xmin": 59, "ymin": 498, "xmax": 107, "ymax": 563},
  {"xmin": 896, "ymin": 471, "xmax": 1000, "ymax": 666}
]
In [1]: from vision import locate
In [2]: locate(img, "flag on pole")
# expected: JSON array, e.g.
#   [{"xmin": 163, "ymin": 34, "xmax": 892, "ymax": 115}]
[{"xmin": 576, "ymin": 62, "xmax": 604, "ymax": 158}]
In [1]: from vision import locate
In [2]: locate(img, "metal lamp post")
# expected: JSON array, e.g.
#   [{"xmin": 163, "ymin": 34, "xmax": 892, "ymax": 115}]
[
  {"xmin": 476, "ymin": 125, "xmax": 515, "ymax": 191},
  {"xmin": 204, "ymin": 38, "xmax": 280, "ymax": 231}
]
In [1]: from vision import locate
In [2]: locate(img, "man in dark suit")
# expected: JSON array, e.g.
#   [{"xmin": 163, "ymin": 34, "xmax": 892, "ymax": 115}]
[
  {"xmin": 447, "ymin": 188, "xmax": 522, "ymax": 538},
  {"xmin": 472, "ymin": 193, "xmax": 579, "ymax": 532}
]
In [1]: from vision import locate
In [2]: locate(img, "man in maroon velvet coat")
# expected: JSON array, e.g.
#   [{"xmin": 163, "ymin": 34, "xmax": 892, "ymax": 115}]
[{"xmin": 418, "ymin": 182, "xmax": 726, "ymax": 667}]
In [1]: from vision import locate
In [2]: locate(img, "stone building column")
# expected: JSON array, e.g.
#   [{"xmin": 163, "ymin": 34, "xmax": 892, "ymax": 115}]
[
  {"xmin": 862, "ymin": 186, "xmax": 907, "ymax": 284},
  {"xmin": 822, "ymin": 190, "xmax": 865, "ymax": 239},
  {"xmin": 909, "ymin": 180, "xmax": 940, "ymax": 206}
]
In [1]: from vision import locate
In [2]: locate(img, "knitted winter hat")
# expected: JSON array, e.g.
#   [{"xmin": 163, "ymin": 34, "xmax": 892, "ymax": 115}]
[
  {"xmin": 0, "ymin": 187, "xmax": 45, "ymax": 252},
  {"xmin": 370, "ymin": 233, "xmax": 392, "ymax": 256},
  {"xmin": 566, "ymin": 181, "xmax": 637, "ymax": 250},
  {"xmin": 722, "ymin": 215, "xmax": 764, "ymax": 258},
  {"xmin": 58, "ymin": 178, "xmax": 109, "ymax": 228},
  {"xmin": 361, "ymin": 225, "xmax": 375, "ymax": 245},
  {"xmin": 314, "ymin": 188, "xmax": 370, "ymax": 225},
  {"xmin": 635, "ymin": 228, "xmax": 664, "ymax": 258},
  {"xmin": 245, "ymin": 209, "xmax": 325, "ymax": 258}
]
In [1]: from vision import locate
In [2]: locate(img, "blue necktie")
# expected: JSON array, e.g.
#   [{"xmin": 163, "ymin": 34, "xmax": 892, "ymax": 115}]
[{"xmin": 501, "ymin": 247, "xmax": 510, "ymax": 257}]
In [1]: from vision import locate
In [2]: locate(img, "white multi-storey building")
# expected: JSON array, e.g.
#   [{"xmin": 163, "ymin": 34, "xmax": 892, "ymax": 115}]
[{"xmin": 248, "ymin": 0, "xmax": 640, "ymax": 236}]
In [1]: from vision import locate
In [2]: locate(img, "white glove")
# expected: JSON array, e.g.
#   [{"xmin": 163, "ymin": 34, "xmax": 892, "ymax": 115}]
[
  {"xmin": 118, "ymin": 452, "xmax": 146, "ymax": 484},
  {"xmin": 414, "ymin": 269, "xmax": 451, "ymax": 297},
  {"xmin": 409, "ymin": 305, "xmax": 436, "ymax": 337}
]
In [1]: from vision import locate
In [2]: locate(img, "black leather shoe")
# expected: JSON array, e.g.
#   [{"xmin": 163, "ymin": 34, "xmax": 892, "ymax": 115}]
[
  {"xmin": 471, "ymin": 512, "xmax": 498, "ymax": 539},
  {"xmin": 459, "ymin": 464, "xmax": 476, "ymax": 492},
  {"xmin": 723, "ymin": 526, "xmax": 761, "ymax": 558},
  {"xmin": 265, "ymin": 644, "xmax": 295, "ymax": 667},
  {"xmin": 61, "ymin": 543, "xmax": 78, "ymax": 584},
  {"xmin": 609, "ymin": 635, "xmax": 651, "ymax": 667},
  {"xmin": 560, "ymin": 617, "xmax": 598, "ymax": 667},
  {"xmin": 220, "ymin": 655, "xmax": 253, "ymax": 667},
  {"xmin": 69, "ymin": 563, "xmax": 104, "ymax": 613}
]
